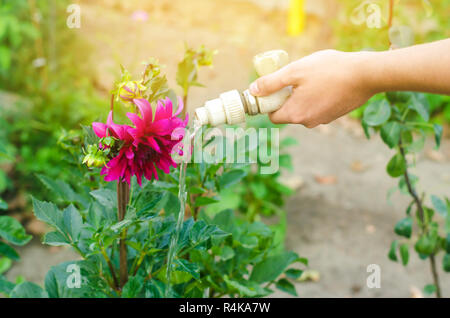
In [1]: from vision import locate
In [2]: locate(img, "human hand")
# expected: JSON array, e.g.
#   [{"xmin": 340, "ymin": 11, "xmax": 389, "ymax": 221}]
[{"xmin": 249, "ymin": 50, "xmax": 376, "ymax": 128}]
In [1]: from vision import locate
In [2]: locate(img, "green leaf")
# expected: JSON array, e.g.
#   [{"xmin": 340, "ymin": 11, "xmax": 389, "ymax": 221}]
[
  {"xmin": 285, "ymin": 268, "xmax": 303, "ymax": 280},
  {"xmin": 63, "ymin": 205, "xmax": 83, "ymax": 242},
  {"xmin": 0, "ymin": 241, "xmax": 19, "ymax": 260},
  {"xmin": 361, "ymin": 119, "xmax": 371, "ymax": 139},
  {"xmin": 32, "ymin": 198, "xmax": 65, "ymax": 234},
  {"xmin": 410, "ymin": 93, "xmax": 430, "ymax": 122},
  {"xmin": 380, "ymin": 122, "xmax": 401, "ymax": 148},
  {"xmin": 218, "ymin": 245, "xmax": 235, "ymax": 261},
  {"xmin": 431, "ymin": 195, "xmax": 447, "ymax": 217},
  {"xmin": 45, "ymin": 261, "xmax": 93, "ymax": 298},
  {"xmin": 388, "ymin": 240, "xmax": 398, "ymax": 262},
  {"xmin": 219, "ymin": 169, "xmax": 247, "ymax": 189},
  {"xmin": 275, "ymin": 278, "xmax": 297, "ymax": 296},
  {"xmin": 175, "ymin": 259, "xmax": 200, "ymax": 280},
  {"xmin": 443, "ymin": 254, "xmax": 450, "ymax": 272},
  {"xmin": 43, "ymin": 231, "xmax": 70, "ymax": 247},
  {"xmin": 250, "ymin": 251, "xmax": 299, "ymax": 283},
  {"xmin": 122, "ymin": 276, "xmax": 144, "ymax": 298},
  {"xmin": 0, "ymin": 275, "xmax": 15, "ymax": 296},
  {"xmin": 37, "ymin": 174, "xmax": 86, "ymax": 207},
  {"xmin": 0, "ymin": 216, "xmax": 32, "ymax": 246},
  {"xmin": 0, "ymin": 198, "xmax": 7, "ymax": 210},
  {"xmin": 386, "ymin": 154, "xmax": 406, "ymax": 178},
  {"xmin": 10, "ymin": 282, "xmax": 49, "ymax": 298},
  {"xmin": 399, "ymin": 244, "xmax": 409, "ymax": 266},
  {"xmin": 394, "ymin": 217, "xmax": 412, "ymax": 238},
  {"xmin": 223, "ymin": 276, "xmax": 269, "ymax": 297},
  {"xmin": 423, "ymin": 284, "xmax": 436, "ymax": 296},
  {"xmin": 0, "ymin": 257, "xmax": 12, "ymax": 274},
  {"xmin": 415, "ymin": 235, "xmax": 435, "ymax": 256},
  {"xmin": 193, "ymin": 196, "xmax": 219, "ymax": 207},
  {"xmin": 363, "ymin": 99, "xmax": 391, "ymax": 126},
  {"xmin": 445, "ymin": 234, "xmax": 450, "ymax": 254},
  {"xmin": 240, "ymin": 236, "xmax": 258, "ymax": 249},
  {"xmin": 90, "ymin": 189, "xmax": 117, "ymax": 209},
  {"xmin": 433, "ymin": 124, "xmax": 443, "ymax": 149}
]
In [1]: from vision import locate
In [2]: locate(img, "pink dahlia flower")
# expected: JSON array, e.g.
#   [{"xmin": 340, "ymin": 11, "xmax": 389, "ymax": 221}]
[{"xmin": 92, "ymin": 97, "xmax": 188, "ymax": 186}]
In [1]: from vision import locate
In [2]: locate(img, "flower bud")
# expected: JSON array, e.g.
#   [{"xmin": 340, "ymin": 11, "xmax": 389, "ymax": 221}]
[
  {"xmin": 118, "ymin": 81, "xmax": 146, "ymax": 103},
  {"xmin": 83, "ymin": 144, "xmax": 107, "ymax": 168}
]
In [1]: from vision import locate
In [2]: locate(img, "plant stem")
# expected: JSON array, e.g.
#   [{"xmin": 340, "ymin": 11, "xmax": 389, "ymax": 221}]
[
  {"xmin": 398, "ymin": 138, "xmax": 442, "ymax": 298},
  {"xmin": 100, "ymin": 247, "xmax": 119, "ymax": 289},
  {"xmin": 388, "ymin": 0, "xmax": 394, "ymax": 28},
  {"xmin": 117, "ymin": 180, "xmax": 129, "ymax": 288},
  {"xmin": 429, "ymin": 254, "xmax": 442, "ymax": 298},
  {"xmin": 110, "ymin": 94, "xmax": 115, "ymax": 118},
  {"xmin": 181, "ymin": 94, "xmax": 188, "ymax": 118}
]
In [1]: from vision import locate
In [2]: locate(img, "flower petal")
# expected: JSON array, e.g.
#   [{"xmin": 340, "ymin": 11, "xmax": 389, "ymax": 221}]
[{"xmin": 92, "ymin": 122, "xmax": 108, "ymax": 138}]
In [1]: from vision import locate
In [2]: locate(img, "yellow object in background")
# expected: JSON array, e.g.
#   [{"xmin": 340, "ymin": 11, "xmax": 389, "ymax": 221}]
[{"xmin": 288, "ymin": 0, "xmax": 305, "ymax": 36}]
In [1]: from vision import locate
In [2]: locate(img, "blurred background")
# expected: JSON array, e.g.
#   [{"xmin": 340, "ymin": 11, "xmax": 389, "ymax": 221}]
[{"xmin": 0, "ymin": 0, "xmax": 449, "ymax": 297}]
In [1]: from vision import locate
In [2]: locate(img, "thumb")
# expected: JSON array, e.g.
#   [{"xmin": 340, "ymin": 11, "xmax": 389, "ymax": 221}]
[{"xmin": 249, "ymin": 65, "xmax": 292, "ymax": 97}]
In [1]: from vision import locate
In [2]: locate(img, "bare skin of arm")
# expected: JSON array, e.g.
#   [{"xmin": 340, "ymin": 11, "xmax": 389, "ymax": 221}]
[{"xmin": 249, "ymin": 39, "xmax": 450, "ymax": 128}]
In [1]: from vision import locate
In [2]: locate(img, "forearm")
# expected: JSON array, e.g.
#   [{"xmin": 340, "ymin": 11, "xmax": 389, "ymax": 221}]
[{"xmin": 361, "ymin": 39, "xmax": 450, "ymax": 95}]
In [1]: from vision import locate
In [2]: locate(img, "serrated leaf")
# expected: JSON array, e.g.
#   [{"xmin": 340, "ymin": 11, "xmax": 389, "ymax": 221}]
[
  {"xmin": 90, "ymin": 189, "xmax": 117, "ymax": 209},
  {"xmin": 121, "ymin": 276, "xmax": 144, "ymax": 298},
  {"xmin": 32, "ymin": 198, "xmax": 65, "ymax": 234},
  {"xmin": 37, "ymin": 174, "xmax": 87, "ymax": 208},
  {"xmin": 175, "ymin": 259, "xmax": 200, "ymax": 280},
  {"xmin": 43, "ymin": 231, "xmax": 70, "ymax": 247},
  {"xmin": 63, "ymin": 205, "xmax": 83, "ymax": 242},
  {"xmin": 0, "ymin": 216, "xmax": 32, "ymax": 246},
  {"xmin": 10, "ymin": 282, "xmax": 48, "ymax": 298}
]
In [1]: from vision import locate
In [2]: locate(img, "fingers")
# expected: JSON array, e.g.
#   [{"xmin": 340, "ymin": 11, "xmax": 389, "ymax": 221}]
[
  {"xmin": 249, "ymin": 64, "xmax": 294, "ymax": 97},
  {"xmin": 268, "ymin": 95, "xmax": 301, "ymax": 124},
  {"xmin": 268, "ymin": 93, "xmax": 318, "ymax": 128}
]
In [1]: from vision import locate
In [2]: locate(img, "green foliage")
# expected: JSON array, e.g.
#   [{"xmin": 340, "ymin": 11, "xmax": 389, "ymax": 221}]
[
  {"xmin": 3, "ymin": 46, "xmax": 304, "ymax": 298},
  {"xmin": 366, "ymin": 90, "xmax": 448, "ymax": 295},
  {"xmin": 355, "ymin": 2, "xmax": 449, "ymax": 296},
  {"xmin": 339, "ymin": 1, "xmax": 450, "ymax": 125},
  {"xmin": 176, "ymin": 45, "xmax": 217, "ymax": 98},
  {"xmin": 0, "ymin": 0, "xmax": 104, "ymax": 206},
  {"xmin": 0, "ymin": 213, "xmax": 32, "ymax": 296}
]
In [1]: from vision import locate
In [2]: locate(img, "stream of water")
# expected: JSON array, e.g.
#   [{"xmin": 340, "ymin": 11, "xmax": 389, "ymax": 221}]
[{"xmin": 165, "ymin": 120, "xmax": 201, "ymax": 297}]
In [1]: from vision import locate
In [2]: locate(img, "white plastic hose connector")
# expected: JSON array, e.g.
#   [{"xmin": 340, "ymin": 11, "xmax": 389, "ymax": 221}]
[{"xmin": 194, "ymin": 50, "xmax": 291, "ymax": 126}]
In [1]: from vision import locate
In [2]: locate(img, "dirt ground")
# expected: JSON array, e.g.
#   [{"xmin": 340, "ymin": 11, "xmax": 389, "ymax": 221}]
[{"xmin": 6, "ymin": 0, "xmax": 450, "ymax": 297}]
